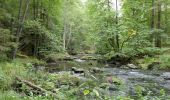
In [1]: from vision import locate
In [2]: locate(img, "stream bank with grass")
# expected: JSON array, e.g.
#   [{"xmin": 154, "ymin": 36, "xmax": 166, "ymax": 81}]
[{"xmin": 1, "ymin": 52, "xmax": 170, "ymax": 100}]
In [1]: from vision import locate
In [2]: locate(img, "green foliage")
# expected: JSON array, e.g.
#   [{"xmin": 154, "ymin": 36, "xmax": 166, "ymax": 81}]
[
  {"xmin": 0, "ymin": 28, "xmax": 14, "ymax": 61},
  {"xmin": 159, "ymin": 54, "xmax": 170, "ymax": 69},
  {"xmin": 22, "ymin": 20, "xmax": 62, "ymax": 56},
  {"xmin": 159, "ymin": 89, "xmax": 166, "ymax": 96},
  {"xmin": 1, "ymin": 0, "xmax": 170, "ymax": 99},
  {"xmin": 0, "ymin": 91, "xmax": 22, "ymax": 100},
  {"xmin": 0, "ymin": 62, "xmax": 25, "ymax": 91},
  {"xmin": 0, "ymin": 57, "xmax": 45, "ymax": 90}
]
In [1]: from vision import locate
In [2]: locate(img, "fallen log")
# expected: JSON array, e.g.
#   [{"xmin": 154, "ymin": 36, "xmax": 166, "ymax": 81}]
[{"xmin": 15, "ymin": 76, "xmax": 58, "ymax": 98}]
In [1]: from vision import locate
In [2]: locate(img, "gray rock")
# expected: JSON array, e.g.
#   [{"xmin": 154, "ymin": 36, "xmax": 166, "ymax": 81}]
[
  {"xmin": 162, "ymin": 72, "xmax": 170, "ymax": 80},
  {"xmin": 127, "ymin": 64, "xmax": 138, "ymax": 69},
  {"xmin": 74, "ymin": 59, "xmax": 85, "ymax": 63},
  {"xmin": 71, "ymin": 67, "xmax": 85, "ymax": 76}
]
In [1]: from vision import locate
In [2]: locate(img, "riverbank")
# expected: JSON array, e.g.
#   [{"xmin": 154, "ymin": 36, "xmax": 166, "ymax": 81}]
[{"xmin": 0, "ymin": 55, "xmax": 170, "ymax": 100}]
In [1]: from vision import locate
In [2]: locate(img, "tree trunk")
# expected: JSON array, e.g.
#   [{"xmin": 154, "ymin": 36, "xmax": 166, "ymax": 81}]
[
  {"xmin": 12, "ymin": 0, "xmax": 30, "ymax": 59},
  {"xmin": 106, "ymin": 0, "xmax": 110, "ymax": 27},
  {"xmin": 150, "ymin": 0, "xmax": 155, "ymax": 44},
  {"xmin": 66, "ymin": 25, "xmax": 72, "ymax": 49},
  {"xmin": 115, "ymin": 0, "xmax": 119, "ymax": 52},
  {"xmin": 33, "ymin": 0, "xmax": 36, "ymax": 20},
  {"xmin": 63, "ymin": 0, "xmax": 67, "ymax": 51},
  {"xmin": 155, "ymin": 0, "xmax": 161, "ymax": 47},
  {"xmin": 63, "ymin": 21, "xmax": 66, "ymax": 51},
  {"xmin": 36, "ymin": 0, "xmax": 39, "ymax": 18},
  {"xmin": 12, "ymin": 0, "xmax": 23, "ymax": 59},
  {"xmin": 164, "ymin": 1, "xmax": 168, "ymax": 34}
]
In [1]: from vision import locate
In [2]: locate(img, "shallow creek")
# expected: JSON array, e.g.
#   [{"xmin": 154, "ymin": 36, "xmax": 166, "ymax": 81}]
[{"xmin": 46, "ymin": 58, "xmax": 170, "ymax": 97}]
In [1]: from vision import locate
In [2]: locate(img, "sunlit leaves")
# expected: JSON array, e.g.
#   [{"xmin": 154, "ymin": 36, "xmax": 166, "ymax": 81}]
[
  {"xmin": 128, "ymin": 29, "xmax": 137, "ymax": 37},
  {"xmin": 83, "ymin": 89, "xmax": 90, "ymax": 95}
]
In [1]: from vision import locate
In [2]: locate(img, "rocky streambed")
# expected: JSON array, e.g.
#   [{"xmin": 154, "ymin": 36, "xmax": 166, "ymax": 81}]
[{"xmin": 44, "ymin": 57, "xmax": 170, "ymax": 99}]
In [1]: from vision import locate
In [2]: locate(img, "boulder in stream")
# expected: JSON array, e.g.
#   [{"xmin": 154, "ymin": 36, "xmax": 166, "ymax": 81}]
[
  {"xmin": 127, "ymin": 64, "xmax": 138, "ymax": 69},
  {"xmin": 71, "ymin": 67, "xmax": 85, "ymax": 76},
  {"xmin": 161, "ymin": 72, "xmax": 170, "ymax": 80}
]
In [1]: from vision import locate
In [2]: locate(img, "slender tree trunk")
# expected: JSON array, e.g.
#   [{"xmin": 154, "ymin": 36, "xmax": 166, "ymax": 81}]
[
  {"xmin": 63, "ymin": 20, "xmax": 66, "ymax": 51},
  {"xmin": 106, "ymin": 0, "xmax": 110, "ymax": 27},
  {"xmin": 155, "ymin": 0, "xmax": 161, "ymax": 47},
  {"xmin": 63, "ymin": 0, "xmax": 67, "ymax": 51},
  {"xmin": 33, "ymin": 0, "xmax": 36, "ymax": 20},
  {"xmin": 12, "ymin": 0, "xmax": 30, "ymax": 59},
  {"xmin": 151, "ymin": 0, "xmax": 155, "ymax": 45},
  {"xmin": 40, "ymin": 1, "xmax": 43, "ymax": 20},
  {"xmin": 36, "ymin": 0, "xmax": 39, "ymax": 18},
  {"xmin": 115, "ymin": 0, "xmax": 119, "ymax": 52},
  {"xmin": 164, "ymin": 1, "xmax": 168, "ymax": 34},
  {"xmin": 66, "ymin": 25, "xmax": 72, "ymax": 49},
  {"xmin": 12, "ymin": 0, "xmax": 23, "ymax": 59}
]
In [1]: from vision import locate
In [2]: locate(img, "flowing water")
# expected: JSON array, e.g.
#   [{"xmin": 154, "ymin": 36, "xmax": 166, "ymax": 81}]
[{"xmin": 46, "ymin": 58, "xmax": 170, "ymax": 97}]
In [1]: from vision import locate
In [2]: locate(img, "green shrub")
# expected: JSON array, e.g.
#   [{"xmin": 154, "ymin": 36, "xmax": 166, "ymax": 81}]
[
  {"xmin": 0, "ymin": 91, "xmax": 22, "ymax": 100},
  {"xmin": 159, "ymin": 55, "xmax": 170, "ymax": 69},
  {"xmin": 0, "ymin": 28, "xmax": 15, "ymax": 61},
  {"xmin": 22, "ymin": 20, "xmax": 62, "ymax": 56}
]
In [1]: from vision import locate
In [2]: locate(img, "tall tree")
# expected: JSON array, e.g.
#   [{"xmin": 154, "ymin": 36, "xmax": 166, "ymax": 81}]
[
  {"xmin": 115, "ymin": 0, "xmax": 120, "ymax": 52},
  {"xmin": 151, "ymin": 0, "xmax": 155, "ymax": 44},
  {"xmin": 155, "ymin": 0, "xmax": 162, "ymax": 47},
  {"xmin": 12, "ymin": 0, "xmax": 30, "ymax": 59}
]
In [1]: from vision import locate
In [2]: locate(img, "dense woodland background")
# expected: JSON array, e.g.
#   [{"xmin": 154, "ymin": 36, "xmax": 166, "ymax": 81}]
[
  {"xmin": 1, "ymin": 0, "xmax": 170, "ymax": 60},
  {"xmin": 1, "ymin": 0, "xmax": 170, "ymax": 99}
]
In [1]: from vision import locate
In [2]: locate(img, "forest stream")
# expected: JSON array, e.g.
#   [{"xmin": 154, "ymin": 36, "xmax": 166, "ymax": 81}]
[{"xmin": 45, "ymin": 56, "xmax": 170, "ymax": 98}]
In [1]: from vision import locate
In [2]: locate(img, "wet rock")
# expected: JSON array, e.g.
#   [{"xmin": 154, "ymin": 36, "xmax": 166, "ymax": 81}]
[
  {"xmin": 127, "ymin": 64, "xmax": 138, "ymax": 69},
  {"xmin": 71, "ymin": 67, "xmax": 85, "ymax": 76},
  {"xmin": 162, "ymin": 72, "xmax": 170, "ymax": 80},
  {"xmin": 90, "ymin": 67, "xmax": 103, "ymax": 73},
  {"xmin": 74, "ymin": 59, "xmax": 85, "ymax": 63}
]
